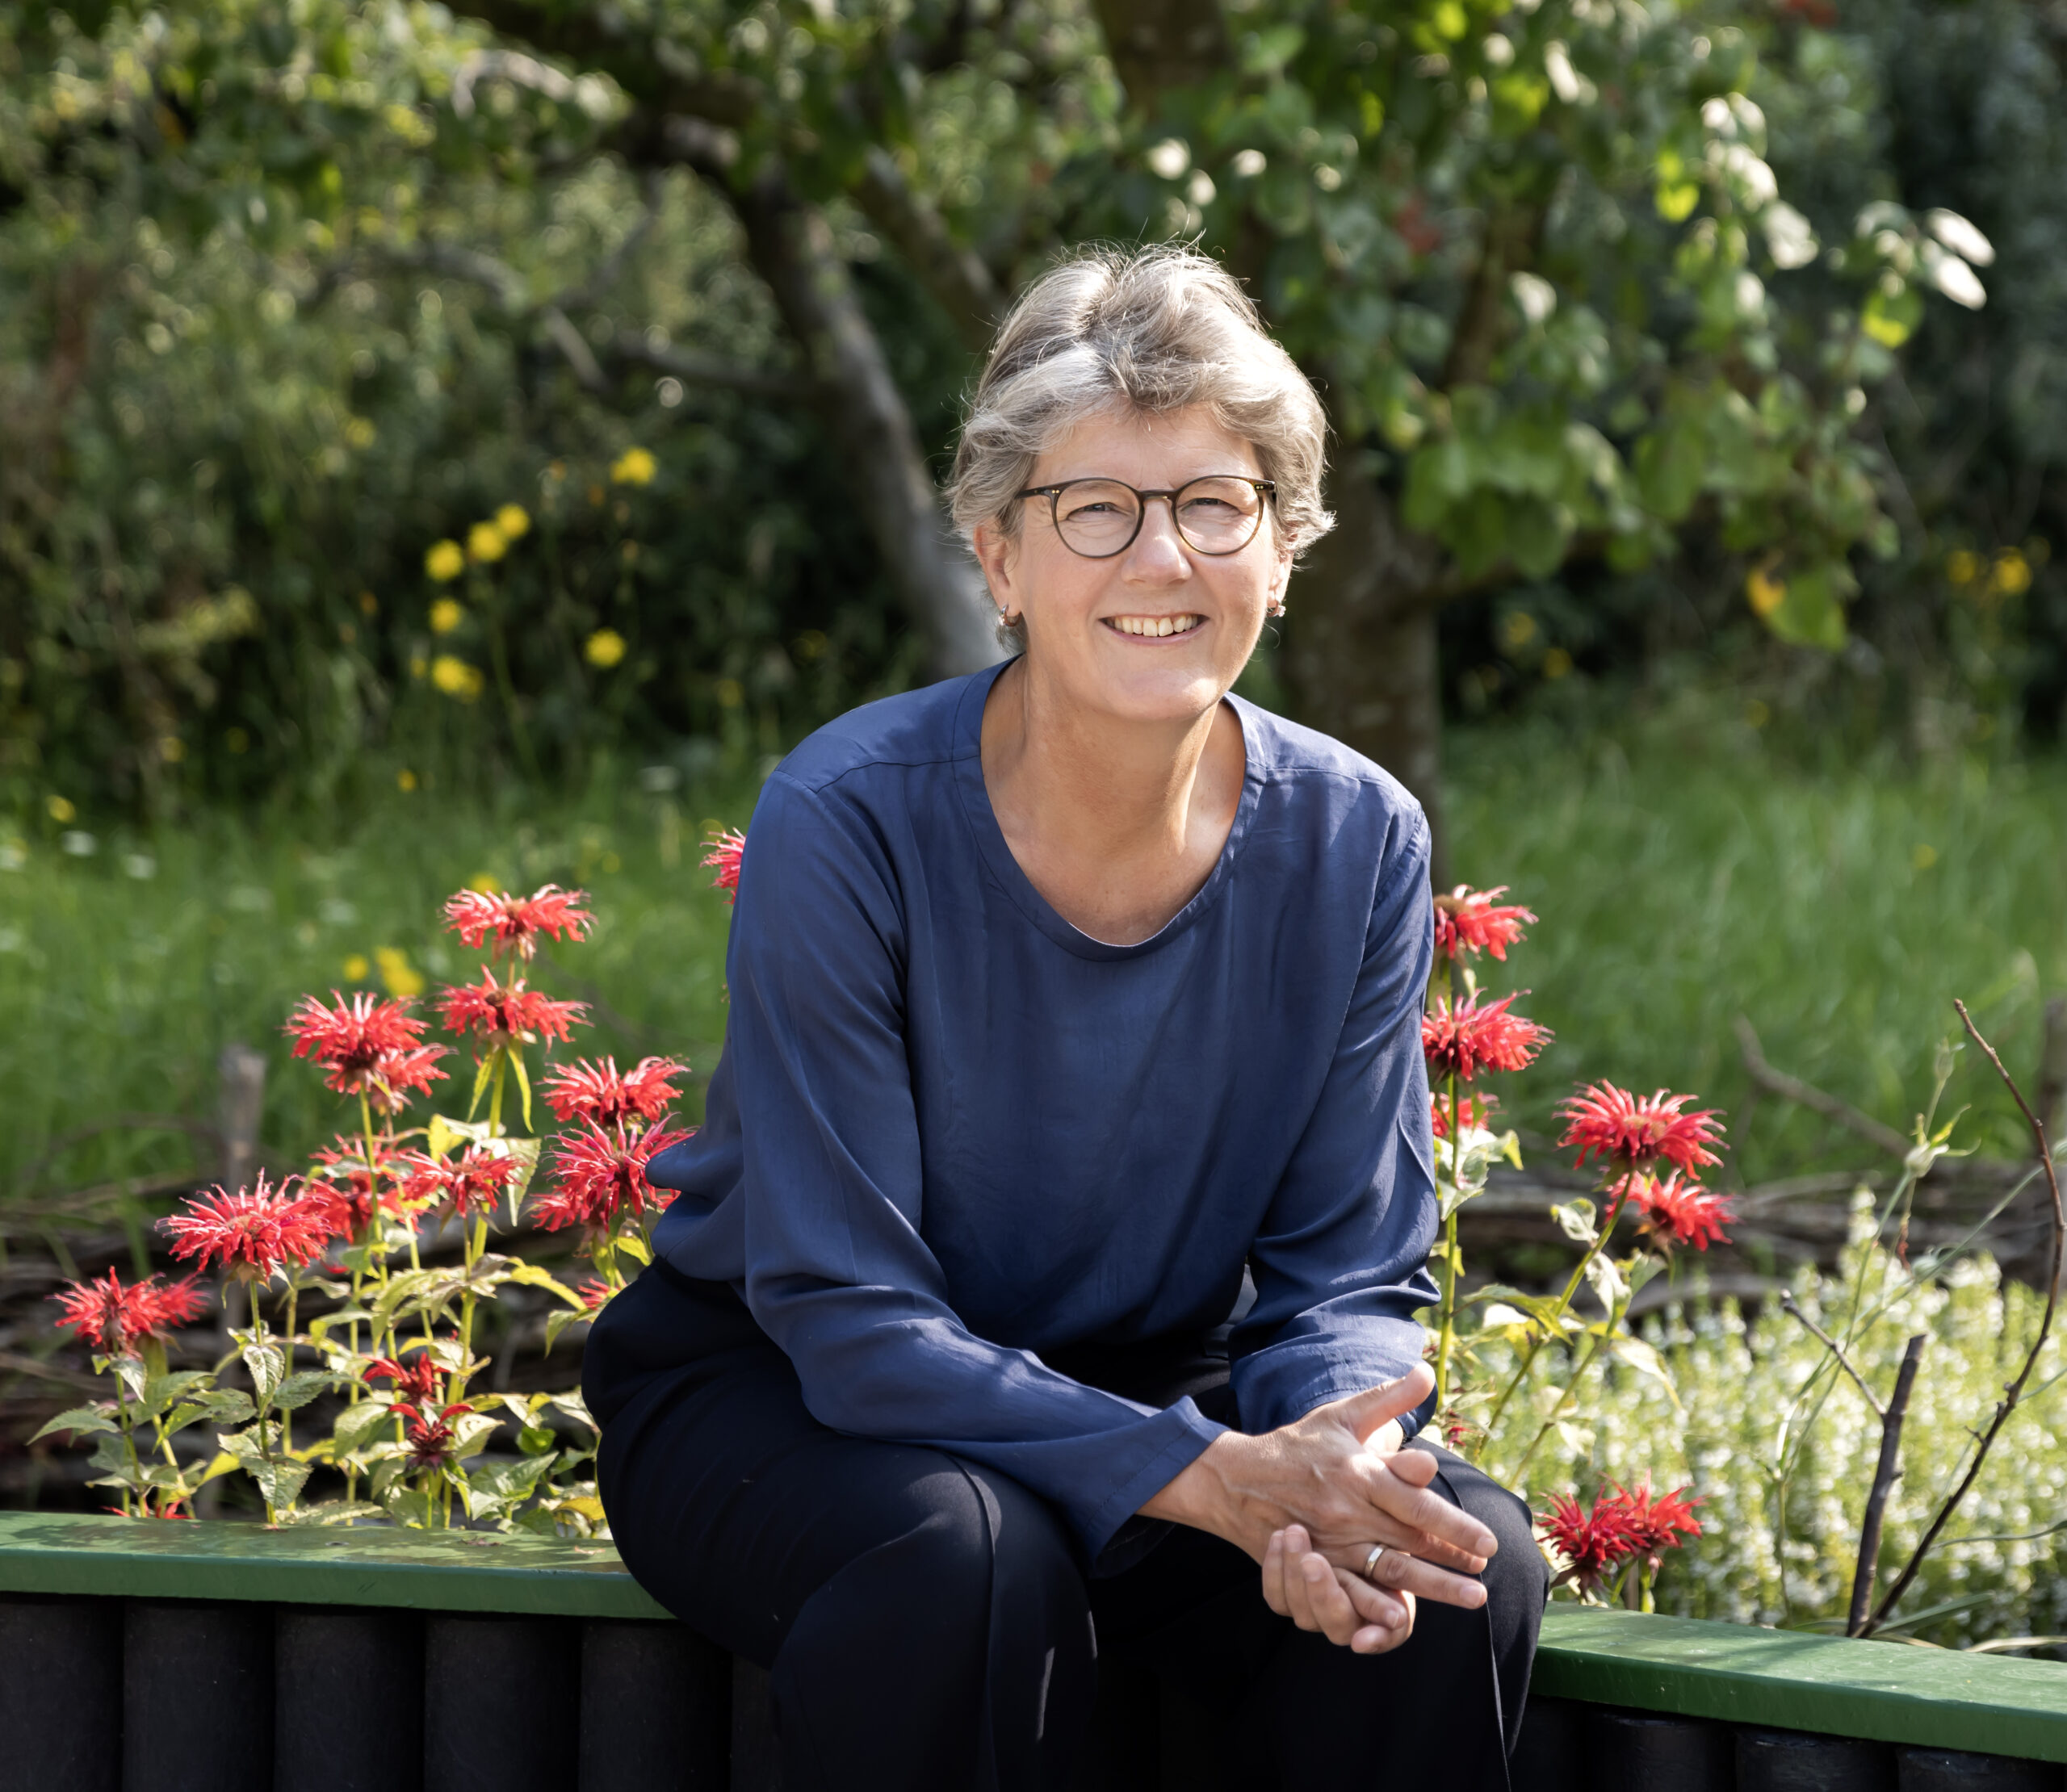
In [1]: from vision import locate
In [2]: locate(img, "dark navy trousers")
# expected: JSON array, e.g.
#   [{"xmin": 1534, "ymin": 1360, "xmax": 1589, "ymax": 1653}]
[{"xmin": 587, "ymin": 1262, "xmax": 1545, "ymax": 1791}]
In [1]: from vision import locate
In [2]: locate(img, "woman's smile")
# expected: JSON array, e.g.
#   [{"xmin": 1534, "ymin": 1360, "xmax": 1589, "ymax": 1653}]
[{"xmin": 1104, "ymin": 613, "xmax": 1205, "ymax": 639}]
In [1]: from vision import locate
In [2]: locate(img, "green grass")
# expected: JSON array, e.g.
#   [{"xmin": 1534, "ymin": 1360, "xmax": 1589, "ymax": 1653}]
[
  {"xmin": 3, "ymin": 705, "xmax": 2065, "ymax": 1214},
  {"xmin": 1446, "ymin": 706, "xmax": 2067, "ymax": 1184}
]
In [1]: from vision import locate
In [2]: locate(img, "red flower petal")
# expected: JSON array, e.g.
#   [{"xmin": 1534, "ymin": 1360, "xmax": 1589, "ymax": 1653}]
[
  {"xmin": 1559, "ymin": 1083, "xmax": 1725, "ymax": 1174},
  {"xmin": 162, "ymin": 1173, "xmax": 330, "ymax": 1282},
  {"xmin": 1421, "ymin": 994, "xmax": 1551, "ymax": 1082},
  {"xmin": 443, "ymin": 885, "xmax": 594, "ymax": 961},
  {"xmin": 702, "ymin": 829, "xmax": 744, "ymax": 904},
  {"xmin": 1433, "ymin": 886, "xmax": 1536, "ymax": 963}
]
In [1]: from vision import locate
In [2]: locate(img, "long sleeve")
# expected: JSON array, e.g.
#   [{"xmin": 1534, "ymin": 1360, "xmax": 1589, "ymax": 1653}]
[
  {"xmin": 1227, "ymin": 806, "xmax": 1441, "ymax": 1438},
  {"xmin": 723, "ymin": 772, "xmax": 1226, "ymax": 1564}
]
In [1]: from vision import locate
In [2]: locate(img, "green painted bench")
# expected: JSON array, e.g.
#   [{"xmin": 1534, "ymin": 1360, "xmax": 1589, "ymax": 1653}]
[{"xmin": 2, "ymin": 1510, "xmax": 2063, "ymax": 1790}]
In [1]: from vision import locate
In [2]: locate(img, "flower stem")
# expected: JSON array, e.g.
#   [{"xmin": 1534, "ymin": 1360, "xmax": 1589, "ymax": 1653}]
[
  {"xmin": 1484, "ymin": 1182, "xmax": 1629, "ymax": 1442},
  {"xmin": 1435, "ymin": 1074, "xmax": 1463, "ymax": 1413}
]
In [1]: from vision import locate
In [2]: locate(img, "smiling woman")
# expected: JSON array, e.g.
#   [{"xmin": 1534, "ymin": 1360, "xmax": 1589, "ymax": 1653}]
[{"xmin": 583, "ymin": 246, "xmax": 1545, "ymax": 1791}]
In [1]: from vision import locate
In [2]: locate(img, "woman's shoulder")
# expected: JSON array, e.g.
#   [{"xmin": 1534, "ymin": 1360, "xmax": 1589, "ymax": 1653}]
[
  {"xmin": 1235, "ymin": 699, "xmax": 1428, "ymax": 838},
  {"xmin": 770, "ymin": 667, "xmax": 988, "ymax": 798}
]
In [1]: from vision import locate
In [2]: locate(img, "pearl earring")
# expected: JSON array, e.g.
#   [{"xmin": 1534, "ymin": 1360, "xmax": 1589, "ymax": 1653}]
[{"xmin": 1266, "ymin": 596, "xmax": 1288, "ymax": 619}]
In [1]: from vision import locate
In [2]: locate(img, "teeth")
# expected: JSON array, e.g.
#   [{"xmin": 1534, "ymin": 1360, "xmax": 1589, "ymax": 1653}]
[{"xmin": 1110, "ymin": 615, "xmax": 1201, "ymax": 637}]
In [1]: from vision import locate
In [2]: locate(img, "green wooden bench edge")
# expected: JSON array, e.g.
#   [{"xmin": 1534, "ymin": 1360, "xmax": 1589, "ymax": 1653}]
[
  {"xmin": 7, "ymin": 1516, "xmax": 2066, "ymax": 1761},
  {"xmin": 0, "ymin": 1511, "xmax": 670, "ymax": 1621},
  {"xmin": 1537, "ymin": 1606, "xmax": 2067, "ymax": 1762}
]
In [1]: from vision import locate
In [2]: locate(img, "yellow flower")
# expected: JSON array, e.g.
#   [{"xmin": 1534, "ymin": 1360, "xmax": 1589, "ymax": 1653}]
[
  {"xmin": 46, "ymin": 794, "xmax": 76, "ymax": 823},
  {"xmin": 1945, "ymin": 549, "xmax": 1981, "ymax": 586},
  {"xmin": 342, "ymin": 953, "xmax": 371, "ymax": 982},
  {"xmin": 1746, "ymin": 559, "xmax": 1786, "ymax": 618},
  {"xmin": 1911, "ymin": 844, "xmax": 1939, "ymax": 872},
  {"xmin": 430, "ymin": 598, "xmax": 465, "ymax": 635},
  {"xmin": 159, "ymin": 736, "xmax": 185, "ymax": 762},
  {"xmin": 495, "ymin": 503, "xmax": 530, "ymax": 541},
  {"xmin": 1990, "ymin": 550, "xmax": 2031, "ymax": 598},
  {"xmin": 585, "ymin": 629, "xmax": 627, "ymax": 668},
  {"xmin": 610, "ymin": 447, "xmax": 656, "ymax": 487},
  {"xmin": 425, "ymin": 539, "xmax": 465, "ymax": 582},
  {"xmin": 431, "ymin": 654, "xmax": 485, "ymax": 701},
  {"xmin": 467, "ymin": 871, "xmax": 500, "ymax": 894},
  {"xmin": 375, "ymin": 945, "xmax": 425, "ymax": 998},
  {"xmin": 344, "ymin": 417, "xmax": 377, "ymax": 449},
  {"xmin": 397, "ymin": 768, "xmax": 418, "ymax": 792},
  {"xmin": 467, "ymin": 520, "xmax": 508, "ymax": 564}
]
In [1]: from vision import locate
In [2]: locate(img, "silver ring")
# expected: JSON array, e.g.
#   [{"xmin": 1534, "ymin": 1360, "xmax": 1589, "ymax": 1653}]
[{"xmin": 1362, "ymin": 1543, "xmax": 1388, "ymax": 1580}]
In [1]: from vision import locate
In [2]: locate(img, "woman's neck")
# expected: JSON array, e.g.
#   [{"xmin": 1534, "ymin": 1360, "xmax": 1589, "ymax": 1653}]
[{"xmin": 979, "ymin": 655, "xmax": 1245, "ymax": 945}]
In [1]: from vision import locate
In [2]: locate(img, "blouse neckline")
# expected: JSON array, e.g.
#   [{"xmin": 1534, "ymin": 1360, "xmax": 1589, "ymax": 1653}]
[{"xmin": 951, "ymin": 657, "xmax": 1265, "ymax": 962}]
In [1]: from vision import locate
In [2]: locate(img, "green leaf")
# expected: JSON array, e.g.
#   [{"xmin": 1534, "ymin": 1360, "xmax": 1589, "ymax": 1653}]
[
  {"xmin": 1765, "ymin": 561, "xmax": 1854, "ymax": 649},
  {"xmin": 241, "ymin": 1341, "xmax": 284, "ymax": 1405},
  {"xmin": 273, "ymin": 1370, "xmax": 342, "ymax": 1412},
  {"xmin": 509, "ymin": 1047, "xmax": 532, "ymax": 1131},
  {"xmin": 507, "ymin": 1261, "xmax": 589, "ymax": 1309},
  {"xmin": 469, "ymin": 1050, "xmax": 497, "ymax": 1121},
  {"xmin": 518, "ymin": 1425, "xmax": 558, "ymax": 1455},
  {"xmin": 331, "ymin": 1397, "xmax": 398, "ymax": 1455},
  {"xmin": 140, "ymin": 1371, "xmax": 213, "ymax": 1418},
  {"xmin": 31, "ymin": 1405, "xmax": 119, "ymax": 1443},
  {"xmin": 430, "ymin": 1110, "xmax": 489, "ymax": 1160}
]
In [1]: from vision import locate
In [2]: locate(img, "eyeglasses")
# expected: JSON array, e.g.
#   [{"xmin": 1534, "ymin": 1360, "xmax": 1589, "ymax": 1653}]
[{"xmin": 1015, "ymin": 475, "xmax": 1277, "ymax": 559}]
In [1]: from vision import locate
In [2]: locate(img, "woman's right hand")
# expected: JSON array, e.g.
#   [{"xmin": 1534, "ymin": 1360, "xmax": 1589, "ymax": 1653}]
[{"xmin": 1140, "ymin": 1363, "xmax": 1497, "ymax": 1634}]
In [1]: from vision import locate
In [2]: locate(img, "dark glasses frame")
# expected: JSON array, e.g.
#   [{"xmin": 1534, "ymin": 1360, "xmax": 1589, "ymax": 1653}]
[{"xmin": 1014, "ymin": 475, "xmax": 1278, "ymax": 559}]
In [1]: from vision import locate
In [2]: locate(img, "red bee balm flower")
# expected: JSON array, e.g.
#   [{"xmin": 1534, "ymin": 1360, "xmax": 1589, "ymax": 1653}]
[
  {"xmin": 1560, "ymin": 1083, "xmax": 1725, "ymax": 1175},
  {"xmin": 1421, "ymin": 994, "xmax": 1551, "ymax": 1082},
  {"xmin": 1537, "ymin": 1490, "xmax": 1642, "ymax": 1595},
  {"xmin": 52, "ymin": 1270, "xmax": 209, "ymax": 1355},
  {"xmin": 396, "ymin": 1146, "xmax": 522, "ymax": 1219},
  {"xmin": 1614, "ymin": 1480, "xmax": 1704, "ymax": 1561},
  {"xmin": 533, "ymin": 1118, "xmax": 691, "ymax": 1233},
  {"xmin": 365, "ymin": 1354, "xmax": 443, "ymax": 1404},
  {"xmin": 306, "ymin": 1135, "xmax": 409, "ymax": 1237},
  {"xmin": 163, "ymin": 1174, "xmax": 331, "ymax": 1283},
  {"xmin": 443, "ymin": 885, "xmax": 593, "ymax": 961},
  {"xmin": 1620, "ymin": 1169, "xmax": 1735, "ymax": 1250},
  {"xmin": 1432, "ymin": 886, "xmax": 1536, "ymax": 963},
  {"xmin": 703, "ymin": 829, "xmax": 744, "ymax": 903},
  {"xmin": 542, "ymin": 1056, "xmax": 688, "ymax": 1128},
  {"xmin": 398, "ymin": 1401, "xmax": 474, "ymax": 1468},
  {"xmin": 437, "ymin": 969, "xmax": 587, "ymax": 1047},
  {"xmin": 284, "ymin": 993, "xmax": 447, "ymax": 1106}
]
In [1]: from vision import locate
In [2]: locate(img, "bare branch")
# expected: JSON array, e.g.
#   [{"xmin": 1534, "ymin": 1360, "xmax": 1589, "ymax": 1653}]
[
  {"xmin": 1779, "ymin": 1292, "xmax": 1885, "ymax": 1418},
  {"xmin": 851, "ymin": 147, "xmax": 1001, "ymax": 354},
  {"xmin": 537, "ymin": 306, "xmax": 605, "ymax": 391},
  {"xmin": 1736, "ymin": 1015, "xmax": 1915, "ymax": 1162},
  {"xmin": 1848, "ymin": 1333, "xmax": 1926, "ymax": 1635},
  {"xmin": 1865, "ymin": 1000, "xmax": 2065, "ymax": 1635}
]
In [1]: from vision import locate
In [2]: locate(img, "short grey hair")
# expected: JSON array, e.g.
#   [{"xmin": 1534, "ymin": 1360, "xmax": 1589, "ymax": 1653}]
[{"xmin": 947, "ymin": 245, "xmax": 1333, "ymax": 645}]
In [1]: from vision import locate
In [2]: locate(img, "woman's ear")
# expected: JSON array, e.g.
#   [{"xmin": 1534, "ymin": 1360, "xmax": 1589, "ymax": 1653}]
[{"xmin": 971, "ymin": 519, "xmax": 1019, "ymax": 611}]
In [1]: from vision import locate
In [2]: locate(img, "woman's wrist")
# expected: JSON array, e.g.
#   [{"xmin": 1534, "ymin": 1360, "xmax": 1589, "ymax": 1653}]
[{"xmin": 1138, "ymin": 1430, "xmax": 1247, "ymax": 1541}]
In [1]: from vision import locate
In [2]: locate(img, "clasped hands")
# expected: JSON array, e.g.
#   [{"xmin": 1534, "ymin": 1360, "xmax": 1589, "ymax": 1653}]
[{"xmin": 1140, "ymin": 1363, "xmax": 1495, "ymax": 1656}]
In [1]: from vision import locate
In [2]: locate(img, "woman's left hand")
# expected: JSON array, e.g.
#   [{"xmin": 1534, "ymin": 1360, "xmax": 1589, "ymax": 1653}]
[{"xmin": 1262, "ymin": 1522, "xmax": 1417, "ymax": 1654}]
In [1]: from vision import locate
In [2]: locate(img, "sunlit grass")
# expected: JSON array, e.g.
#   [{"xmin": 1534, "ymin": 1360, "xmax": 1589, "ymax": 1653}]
[
  {"xmin": 4, "ymin": 710, "xmax": 2064, "ymax": 1211},
  {"xmin": 1449, "ymin": 708, "xmax": 2067, "ymax": 1183}
]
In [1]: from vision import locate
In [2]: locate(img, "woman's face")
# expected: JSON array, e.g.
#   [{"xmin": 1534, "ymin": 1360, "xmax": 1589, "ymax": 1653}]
[{"xmin": 973, "ymin": 405, "xmax": 1293, "ymax": 726}]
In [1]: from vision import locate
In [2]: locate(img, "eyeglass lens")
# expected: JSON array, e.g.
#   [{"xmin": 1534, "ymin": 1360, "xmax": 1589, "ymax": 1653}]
[{"xmin": 1050, "ymin": 478, "xmax": 1264, "ymax": 558}]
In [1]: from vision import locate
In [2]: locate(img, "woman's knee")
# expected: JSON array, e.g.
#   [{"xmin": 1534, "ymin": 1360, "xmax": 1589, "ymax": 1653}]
[{"xmin": 1408, "ymin": 1444, "xmax": 1550, "ymax": 1612}]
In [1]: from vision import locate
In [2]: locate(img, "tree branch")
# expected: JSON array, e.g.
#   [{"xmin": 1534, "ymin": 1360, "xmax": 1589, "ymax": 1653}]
[
  {"xmin": 851, "ymin": 146, "xmax": 1001, "ymax": 354},
  {"xmin": 1848, "ymin": 1332, "xmax": 1926, "ymax": 1636},
  {"xmin": 1864, "ymin": 1000, "xmax": 2065, "ymax": 1635},
  {"xmin": 1736, "ymin": 1015, "xmax": 1915, "ymax": 1162},
  {"xmin": 1779, "ymin": 1292, "xmax": 1884, "ymax": 1418}
]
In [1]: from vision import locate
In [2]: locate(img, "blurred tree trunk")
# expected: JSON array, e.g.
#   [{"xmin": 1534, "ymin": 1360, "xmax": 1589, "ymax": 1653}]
[
  {"xmin": 663, "ymin": 128, "xmax": 1000, "ymax": 679},
  {"xmin": 1281, "ymin": 471, "xmax": 1450, "ymax": 882}
]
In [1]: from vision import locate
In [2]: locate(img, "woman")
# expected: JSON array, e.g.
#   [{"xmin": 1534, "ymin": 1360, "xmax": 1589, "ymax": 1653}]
[{"xmin": 587, "ymin": 245, "xmax": 1545, "ymax": 1790}]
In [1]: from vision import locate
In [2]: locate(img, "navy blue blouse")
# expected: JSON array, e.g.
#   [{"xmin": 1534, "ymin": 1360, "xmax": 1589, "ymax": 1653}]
[{"xmin": 647, "ymin": 659, "xmax": 1440, "ymax": 1564}]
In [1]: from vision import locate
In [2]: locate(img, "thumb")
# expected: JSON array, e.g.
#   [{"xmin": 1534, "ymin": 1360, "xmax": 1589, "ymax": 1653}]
[{"xmin": 1326, "ymin": 1363, "xmax": 1435, "ymax": 1444}]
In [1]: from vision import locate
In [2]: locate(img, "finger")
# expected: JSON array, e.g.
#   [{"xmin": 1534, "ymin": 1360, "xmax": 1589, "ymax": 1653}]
[
  {"xmin": 1353, "ymin": 1543, "xmax": 1487, "ymax": 1612},
  {"xmin": 1336, "ymin": 1569, "xmax": 1411, "ymax": 1654},
  {"xmin": 1280, "ymin": 1527, "xmax": 1331, "ymax": 1634},
  {"xmin": 1296, "ymin": 1549, "xmax": 1365, "ymax": 1646},
  {"xmin": 1335, "ymin": 1564, "xmax": 1409, "ymax": 1634},
  {"xmin": 1323, "ymin": 1363, "xmax": 1436, "ymax": 1444},
  {"xmin": 1352, "ymin": 1458, "xmax": 1499, "ymax": 1562},
  {"xmin": 1260, "ymin": 1530, "xmax": 1291, "ymax": 1616}
]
